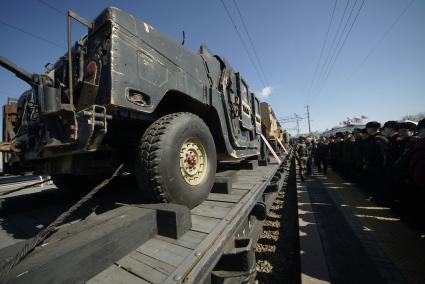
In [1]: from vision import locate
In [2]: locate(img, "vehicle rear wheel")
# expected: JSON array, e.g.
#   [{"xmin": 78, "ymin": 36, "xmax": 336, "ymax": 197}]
[{"xmin": 136, "ymin": 112, "xmax": 217, "ymax": 209}]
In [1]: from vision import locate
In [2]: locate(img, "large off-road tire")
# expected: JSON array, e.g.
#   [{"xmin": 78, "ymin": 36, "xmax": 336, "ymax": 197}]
[{"xmin": 136, "ymin": 112, "xmax": 217, "ymax": 209}]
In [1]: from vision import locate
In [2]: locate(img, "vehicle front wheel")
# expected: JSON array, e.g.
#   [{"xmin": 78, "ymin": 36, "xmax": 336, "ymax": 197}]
[{"xmin": 136, "ymin": 112, "xmax": 217, "ymax": 209}]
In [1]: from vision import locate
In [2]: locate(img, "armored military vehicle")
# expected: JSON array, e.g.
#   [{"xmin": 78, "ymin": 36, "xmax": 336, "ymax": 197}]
[
  {"xmin": 260, "ymin": 102, "xmax": 286, "ymax": 155},
  {"xmin": 0, "ymin": 7, "xmax": 262, "ymax": 208}
]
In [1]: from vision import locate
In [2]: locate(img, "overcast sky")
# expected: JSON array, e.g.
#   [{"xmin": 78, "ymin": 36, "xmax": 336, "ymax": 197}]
[{"xmin": 0, "ymin": 0, "xmax": 424, "ymax": 134}]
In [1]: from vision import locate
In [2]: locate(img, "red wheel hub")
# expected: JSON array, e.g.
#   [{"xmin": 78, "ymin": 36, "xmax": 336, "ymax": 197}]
[{"xmin": 185, "ymin": 152, "xmax": 197, "ymax": 167}]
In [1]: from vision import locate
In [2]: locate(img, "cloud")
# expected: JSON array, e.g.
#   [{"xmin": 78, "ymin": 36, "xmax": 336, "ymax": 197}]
[{"xmin": 259, "ymin": 86, "xmax": 272, "ymax": 98}]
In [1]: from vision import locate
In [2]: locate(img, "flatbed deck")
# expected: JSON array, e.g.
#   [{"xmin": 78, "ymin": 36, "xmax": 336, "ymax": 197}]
[{"xmin": 0, "ymin": 158, "xmax": 289, "ymax": 284}]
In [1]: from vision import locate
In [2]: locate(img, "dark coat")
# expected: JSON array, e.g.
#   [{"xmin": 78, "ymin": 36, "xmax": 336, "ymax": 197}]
[
  {"xmin": 363, "ymin": 133, "xmax": 388, "ymax": 173},
  {"xmin": 317, "ymin": 142, "xmax": 329, "ymax": 159}
]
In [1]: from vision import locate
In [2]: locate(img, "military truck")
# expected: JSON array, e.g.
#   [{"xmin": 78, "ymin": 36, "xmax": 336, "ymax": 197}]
[
  {"xmin": 260, "ymin": 102, "xmax": 287, "ymax": 155},
  {"xmin": 0, "ymin": 7, "xmax": 263, "ymax": 208}
]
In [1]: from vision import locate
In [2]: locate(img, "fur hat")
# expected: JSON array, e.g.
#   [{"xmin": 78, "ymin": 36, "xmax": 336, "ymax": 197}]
[
  {"xmin": 398, "ymin": 121, "xmax": 416, "ymax": 131},
  {"xmin": 382, "ymin": 121, "xmax": 399, "ymax": 130},
  {"xmin": 417, "ymin": 118, "xmax": 425, "ymax": 131},
  {"xmin": 365, "ymin": 121, "xmax": 381, "ymax": 129}
]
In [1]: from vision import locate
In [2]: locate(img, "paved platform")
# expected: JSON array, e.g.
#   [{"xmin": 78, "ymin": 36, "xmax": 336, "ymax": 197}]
[{"xmin": 297, "ymin": 167, "xmax": 425, "ymax": 284}]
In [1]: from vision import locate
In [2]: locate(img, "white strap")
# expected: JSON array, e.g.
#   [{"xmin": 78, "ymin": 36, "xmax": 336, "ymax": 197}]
[
  {"xmin": 260, "ymin": 134, "xmax": 282, "ymax": 164},
  {"xmin": 276, "ymin": 138, "xmax": 288, "ymax": 154}
]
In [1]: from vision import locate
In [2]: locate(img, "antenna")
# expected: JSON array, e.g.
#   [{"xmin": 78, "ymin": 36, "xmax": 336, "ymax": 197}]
[{"xmin": 181, "ymin": 30, "xmax": 185, "ymax": 45}]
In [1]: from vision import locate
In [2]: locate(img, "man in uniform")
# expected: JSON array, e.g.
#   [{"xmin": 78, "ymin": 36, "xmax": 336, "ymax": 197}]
[
  {"xmin": 363, "ymin": 121, "xmax": 388, "ymax": 199},
  {"xmin": 316, "ymin": 136, "xmax": 330, "ymax": 174},
  {"xmin": 398, "ymin": 121, "xmax": 416, "ymax": 154},
  {"xmin": 354, "ymin": 128, "xmax": 369, "ymax": 184},
  {"xmin": 334, "ymin": 132, "xmax": 344, "ymax": 172},
  {"xmin": 382, "ymin": 121, "xmax": 400, "ymax": 167},
  {"xmin": 381, "ymin": 121, "xmax": 399, "ymax": 204},
  {"xmin": 341, "ymin": 132, "xmax": 355, "ymax": 178},
  {"xmin": 394, "ymin": 119, "xmax": 424, "ymax": 222},
  {"xmin": 406, "ymin": 119, "xmax": 425, "ymax": 189},
  {"xmin": 305, "ymin": 136, "xmax": 314, "ymax": 176},
  {"xmin": 295, "ymin": 136, "xmax": 309, "ymax": 181},
  {"xmin": 329, "ymin": 136, "xmax": 336, "ymax": 168}
]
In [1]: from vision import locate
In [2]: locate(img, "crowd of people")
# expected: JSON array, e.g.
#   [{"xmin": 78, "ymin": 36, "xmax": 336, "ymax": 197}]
[{"xmin": 294, "ymin": 118, "xmax": 425, "ymax": 225}]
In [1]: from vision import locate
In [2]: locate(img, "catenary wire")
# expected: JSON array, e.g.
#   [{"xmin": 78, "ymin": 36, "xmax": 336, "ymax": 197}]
[
  {"xmin": 317, "ymin": 0, "xmax": 360, "ymax": 90},
  {"xmin": 313, "ymin": 0, "xmax": 351, "ymax": 93},
  {"xmin": 313, "ymin": 0, "xmax": 366, "ymax": 103},
  {"xmin": 0, "ymin": 19, "xmax": 64, "ymax": 49},
  {"xmin": 306, "ymin": 0, "xmax": 338, "ymax": 98},
  {"xmin": 37, "ymin": 0, "xmax": 67, "ymax": 16},
  {"xmin": 232, "ymin": 0, "xmax": 269, "ymax": 86},
  {"xmin": 316, "ymin": 0, "xmax": 357, "ymax": 91},
  {"xmin": 346, "ymin": 0, "xmax": 416, "ymax": 80},
  {"xmin": 219, "ymin": 0, "xmax": 267, "ymax": 88}
]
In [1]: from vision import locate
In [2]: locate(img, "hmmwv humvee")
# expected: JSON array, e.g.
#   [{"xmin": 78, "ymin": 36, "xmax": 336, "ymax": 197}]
[{"xmin": 0, "ymin": 7, "xmax": 262, "ymax": 208}]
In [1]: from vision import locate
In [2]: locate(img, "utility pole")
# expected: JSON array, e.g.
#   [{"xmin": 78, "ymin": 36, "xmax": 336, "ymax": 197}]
[
  {"xmin": 305, "ymin": 105, "xmax": 311, "ymax": 134},
  {"xmin": 294, "ymin": 113, "xmax": 300, "ymax": 136},
  {"xmin": 296, "ymin": 118, "xmax": 300, "ymax": 136},
  {"xmin": 279, "ymin": 113, "xmax": 304, "ymax": 137}
]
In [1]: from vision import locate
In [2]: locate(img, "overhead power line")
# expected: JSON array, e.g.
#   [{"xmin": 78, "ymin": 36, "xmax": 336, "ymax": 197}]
[
  {"xmin": 37, "ymin": 0, "xmax": 67, "ymax": 16},
  {"xmin": 308, "ymin": 0, "xmax": 366, "ymax": 104},
  {"xmin": 347, "ymin": 0, "xmax": 416, "ymax": 80},
  {"xmin": 317, "ymin": 0, "xmax": 361, "ymax": 89},
  {"xmin": 0, "ymin": 19, "xmax": 64, "ymax": 49},
  {"xmin": 219, "ymin": 0, "xmax": 267, "ymax": 88},
  {"xmin": 232, "ymin": 0, "xmax": 269, "ymax": 85},
  {"xmin": 306, "ymin": 0, "xmax": 338, "ymax": 98},
  {"xmin": 314, "ymin": 0, "xmax": 351, "ymax": 93},
  {"xmin": 316, "ymin": 0, "xmax": 366, "ymax": 96}
]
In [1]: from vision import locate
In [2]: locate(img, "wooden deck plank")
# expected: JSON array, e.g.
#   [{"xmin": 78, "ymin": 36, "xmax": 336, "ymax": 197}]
[
  {"xmin": 191, "ymin": 203, "xmax": 231, "ymax": 219},
  {"xmin": 44, "ymin": 206, "xmax": 134, "ymax": 245},
  {"xmin": 236, "ymin": 168, "xmax": 269, "ymax": 176},
  {"xmin": 7, "ymin": 213, "xmax": 42, "ymax": 237},
  {"xmin": 154, "ymin": 230, "xmax": 208, "ymax": 250},
  {"xmin": 231, "ymin": 189, "xmax": 249, "ymax": 196},
  {"xmin": 191, "ymin": 215, "xmax": 221, "ymax": 234},
  {"xmin": 201, "ymin": 200, "xmax": 235, "ymax": 208},
  {"xmin": 0, "ymin": 224, "xmax": 20, "ymax": 250},
  {"xmin": 87, "ymin": 265, "xmax": 149, "ymax": 284},
  {"xmin": 3, "ymin": 207, "xmax": 157, "ymax": 284},
  {"xmin": 231, "ymin": 182, "xmax": 255, "ymax": 190},
  {"xmin": 207, "ymin": 193, "xmax": 242, "ymax": 203},
  {"xmin": 128, "ymin": 250, "xmax": 177, "ymax": 275},
  {"xmin": 117, "ymin": 254, "xmax": 168, "ymax": 283},
  {"xmin": 137, "ymin": 238, "xmax": 193, "ymax": 267}
]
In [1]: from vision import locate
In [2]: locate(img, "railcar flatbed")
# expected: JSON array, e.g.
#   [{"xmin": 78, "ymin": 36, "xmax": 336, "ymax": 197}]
[{"xmin": 0, "ymin": 156, "xmax": 289, "ymax": 284}]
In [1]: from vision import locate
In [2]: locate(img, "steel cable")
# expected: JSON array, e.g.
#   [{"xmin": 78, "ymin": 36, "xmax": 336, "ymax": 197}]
[
  {"xmin": 0, "ymin": 178, "xmax": 52, "ymax": 197},
  {"xmin": 0, "ymin": 164, "xmax": 124, "ymax": 283}
]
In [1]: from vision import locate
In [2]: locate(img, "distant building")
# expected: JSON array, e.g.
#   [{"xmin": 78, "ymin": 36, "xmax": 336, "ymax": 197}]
[
  {"xmin": 322, "ymin": 115, "xmax": 368, "ymax": 137},
  {"xmin": 322, "ymin": 124, "xmax": 365, "ymax": 137}
]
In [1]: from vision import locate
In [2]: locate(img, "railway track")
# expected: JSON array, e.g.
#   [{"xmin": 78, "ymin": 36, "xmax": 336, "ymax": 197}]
[{"xmin": 0, "ymin": 154, "xmax": 291, "ymax": 284}]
